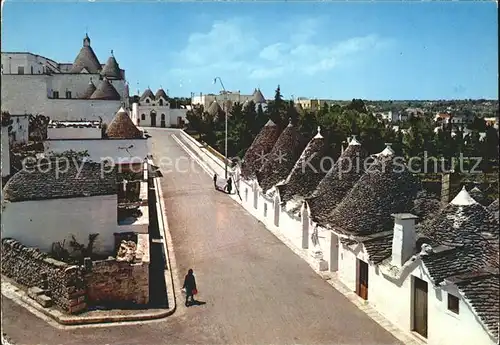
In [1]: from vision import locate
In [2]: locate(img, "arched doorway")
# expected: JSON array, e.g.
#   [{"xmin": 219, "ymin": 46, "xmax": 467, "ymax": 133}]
[
  {"xmin": 150, "ymin": 110, "xmax": 157, "ymax": 127},
  {"xmin": 161, "ymin": 113, "xmax": 166, "ymax": 128}
]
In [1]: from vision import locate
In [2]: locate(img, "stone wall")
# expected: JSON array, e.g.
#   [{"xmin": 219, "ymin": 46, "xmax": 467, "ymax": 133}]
[
  {"xmin": 85, "ymin": 259, "xmax": 149, "ymax": 306},
  {"xmin": 0, "ymin": 238, "xmax": 85, "ymax": 313}
]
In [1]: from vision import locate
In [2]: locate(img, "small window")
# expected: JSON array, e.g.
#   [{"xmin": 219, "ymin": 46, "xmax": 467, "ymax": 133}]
[
  {"xmin": 264, "ymin": 203, "xmax": 268, "ymax": 217},
  {"xmin": 141, "ymin": 114, "xmax": 146, "ymax": 120},
  {"xmin": 159, "ymin": 99, "xmax": 164, "ymax": 106},
  {"xmin": 161, "ymin": 114, "xmax": 165, "ymax": 120},
  {"xmin": 53, "ymin": 91, "xmax": 59, "ymax": 99},
  {"xmin": 146, "ymin": 99, "xmax": 150, "ymax": 104},
  {"xmin": 17, "ymin": 66, "xmax": 24, "ymax": 75},
  {"xmin": 447, "ymin": 293, "xmax": 459, "ymax": 314},
  {"xmin": 66, "ymin": 91, "xmax": 72, "ymax": 99},
  {"xmin": 245, "ymin": 188, "xmax": 248, "ymax": 202},
  {"xmin": 16, "ymin": 118, "xmax": 19, "ymax": 123}
]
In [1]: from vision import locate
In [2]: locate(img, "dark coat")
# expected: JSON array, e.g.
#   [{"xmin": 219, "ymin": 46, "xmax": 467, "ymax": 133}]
[{"xmin": 183, "ymin": 274, "xmax": 197, "ymax": 294}]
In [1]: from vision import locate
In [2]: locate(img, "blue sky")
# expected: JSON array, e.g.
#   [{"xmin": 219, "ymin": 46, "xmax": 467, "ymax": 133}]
[{"xmin": 1, "ymin": 1, "xmax": 498, "ymax": 100}]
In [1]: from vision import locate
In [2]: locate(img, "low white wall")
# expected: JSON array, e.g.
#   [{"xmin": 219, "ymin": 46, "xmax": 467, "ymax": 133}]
[
  {"xmin": 43, "ymin": 138, "xmax": 149, "ymax": 163},
  {"xmin": 2, "ymin": 195, "xmax": 120, "ymax": 255},
  {"xmin": 47, "ymin": 127, "xmax": 102, "ymax": 140}
]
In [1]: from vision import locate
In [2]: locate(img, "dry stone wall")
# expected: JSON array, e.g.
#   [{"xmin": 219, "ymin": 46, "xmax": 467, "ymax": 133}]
[
  {"xmin": 85, "ymin": 259, "xmax": 149, "ymax": 305},
  {"xmin": 1, "ymin": 238, "xmax": 86, "ymax": 313}
]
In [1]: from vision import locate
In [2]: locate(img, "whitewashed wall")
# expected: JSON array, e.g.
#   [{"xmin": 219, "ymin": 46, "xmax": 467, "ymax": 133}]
[
  {"xmin": 47, "ymin": 127, "xmax": 102, "ymax": 140},
  {"xmin": 43, "ymin": 138, "xmax": 149, "ymax": 163},
  {"xmin": 1, "ymin": 126, "xmax": 10, "ymax": 176},
  {"xmin": 132, "ymin": 103, "xmax": 188, "ymax": 127},
  {"xmin": 1, "ymin": 195, "xmax": 123, "ymax": 255},
  {"xmin": 1, "ymin": 74, "xmax": 122, "ymax": 123}
]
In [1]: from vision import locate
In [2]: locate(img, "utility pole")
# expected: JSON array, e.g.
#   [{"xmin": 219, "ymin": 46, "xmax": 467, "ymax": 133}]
[{"xmin": 213, "ymin": 77, "xmax": 228, "ymax": 179}]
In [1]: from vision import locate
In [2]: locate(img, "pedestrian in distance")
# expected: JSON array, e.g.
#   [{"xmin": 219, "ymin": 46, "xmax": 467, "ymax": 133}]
[
  {"xmin": 213, "ymin": 173, "xmax": 218, "ymax": 190},
  {"xmin": 182, "ymin": 269, "xmax": 197, "ymax": 306},
  {"xmin": 225, "ymin": 177, "xmax": 232, "ymax": 194}
]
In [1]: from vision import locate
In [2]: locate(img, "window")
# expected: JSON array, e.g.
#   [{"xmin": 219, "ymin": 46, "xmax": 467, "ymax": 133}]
[
  {"xmin": 146, "ymin": 99, "xmax": 150, "ymax": 104},
  {"xmin": 447, "ymin": 294, "xmax": 459, "ymax": 314},
  {"xmin": 264, "ymin": 203, "xmax": 268, "ymax": 217},
  {"xmin": 161, "ymin": 114, "xmax": 165, "ymax": 120},
  {"xmin": 141, "ymin": 114, "xmax": 146, "ymax": 120},
  {"xmin": 66, "ymin": 91, "xmax": 72, "ymax": 99},
  {"xmin": 53, "ymin": 91, "xmax": 59, "ymax": 99},
  {"xmin": 159, "ymin": 99, "xmax": 164, "ymax": 106},
  {"xmin": 17, "ymin": 66, "xmax": 24, "ymax": 75}
]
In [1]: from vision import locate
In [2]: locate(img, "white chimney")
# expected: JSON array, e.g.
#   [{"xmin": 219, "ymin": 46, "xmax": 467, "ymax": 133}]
[{"xmin": 391, "ymin": 213, "xmax": 418, "ymax": 267}]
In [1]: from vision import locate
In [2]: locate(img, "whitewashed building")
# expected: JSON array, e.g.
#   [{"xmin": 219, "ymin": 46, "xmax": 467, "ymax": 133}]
[
  {"xmin": 43, "ymin": 107, "xmax": 149, "ymax": 164},
  {"xmin": 232, "ymin": 119, "xmax": 499, "ymax": 345},
  {"xmin": 1, "ymin": 125, "xmax": 10, "ymax": 177},
  {"xmin": 191, "ymin": 88, "xmax": 267, "ymax": 112},
  {"xmin": 131, "ymin": 88, "xmax": 187, "ymax": 128},
  {"xmin": 1, "ymin": 34, "xmax": 129, "ymax": 124}
]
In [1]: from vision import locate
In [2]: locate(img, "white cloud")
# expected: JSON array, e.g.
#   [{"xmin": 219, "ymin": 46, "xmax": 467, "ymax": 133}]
[{"xmin": 169, "ymin": 17, "xmax": 392, "ymax": 83}]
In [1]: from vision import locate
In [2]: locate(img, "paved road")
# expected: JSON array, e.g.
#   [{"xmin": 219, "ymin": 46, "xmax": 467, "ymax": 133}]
[{"xmin": 1, "ymin": 128, "xmax": 401, "ymax": 345}]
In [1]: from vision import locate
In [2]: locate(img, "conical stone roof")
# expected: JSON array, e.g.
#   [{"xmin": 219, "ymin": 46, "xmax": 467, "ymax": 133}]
[
  {"xmin": 253, "ymin": 88, "xmax": 266, "ymax": 104},
  {"xmin": 90, "ymin": 78, "xmax": 121, "ymax": 100},
  {"xmin": 140, "ymin": 88, "xmax": 155, "ymax": 101},
  {"xmin": 207, "ymin": 101, "xmax": 222, "ymax": 117},
  {"xmin": 70, "ymin": 34, "xmax": 102, "ymax": 74},
  {"xmin": 101, "ymin": 52, "xmax": 122, "ymax": 79},
  {"xmin": 488, "ymin": 199, "xmax": 499, "ymax": 222},
  {"xmin": 306, "ymin": 135, "xmax": 368, "ymax": 224},
  {"xmin": 325, "ymin": 154, "xmax": 421, "ymax": 235},
  {"xmin": 469, "ymin": 186, "xmax": 488, "ymax": 206},
  {"xmin": 277, "ymin": 126, "xmax": 328, "ymax": 206},
  {"xmin": 106, "ymin": 107, "xmax": 143, "ymax": 139},
  {"xmin": 155, "ymin": 89, "xmax": 168, "ymax": 101},
  {"xmin": 81, "ymin": 79, "xmax": 97, "ymax": 99},
  {"xmin": 241, "ymin": 119, "xmax": 282, "ymax": 180},
  {"xmin": 257, "ymin": 120, "xmax": 307, "ymax": 193}
]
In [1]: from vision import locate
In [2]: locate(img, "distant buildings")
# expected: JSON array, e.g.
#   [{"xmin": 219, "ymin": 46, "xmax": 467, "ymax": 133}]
[
  {"xmin": 191, "ymin": 88, "xmax": 267, "ymax": 113},
  {"xmin": 131, "ymin": 88, "xmax": 188, "ymax": 128},
  {"xmin": 1, "ymin": 34, "xmax": 129, "ymax": 124}
]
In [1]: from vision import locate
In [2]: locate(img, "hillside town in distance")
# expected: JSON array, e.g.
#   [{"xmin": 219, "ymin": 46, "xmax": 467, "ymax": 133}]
[{"xmin": 1, "ymin": 3, "xmax": 499, "ymax": 345}]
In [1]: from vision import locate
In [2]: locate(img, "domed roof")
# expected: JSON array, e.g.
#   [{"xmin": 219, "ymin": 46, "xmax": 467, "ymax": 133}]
[
  {"xmin": 106, "ymin": 107, "xmax": 143, "ymax": 139},
  {"xmin": 241, "ymin": 119, "xmax": 281, "ymax": 180},
  {"xmin": 90, "ymin": 78, "xmax": 121, "ymax": 100},
  {"xmin": 140, "ymin": 88, "xmax": 155, "ymax": 101},
  {"xmin": 100, "ymin": 51, "xmax": 122, "ymax": 79},
  {"xmin": 155, "ymin": 88, "xmax": 168, "ymax": 101},
  {"xmin": 257, "ymin": 119, "xmax": 307, "ymax": 193},
  {"xmin": 207, "ymin": 101, "xmax": 222, "ymax": 117},
  {"xmin": 81, "ymin": 79, "xmax": 97, "ymax": 99},
  {"xmin": 70, "ymin": 34, "xmax": 102, "ymax": 74}
]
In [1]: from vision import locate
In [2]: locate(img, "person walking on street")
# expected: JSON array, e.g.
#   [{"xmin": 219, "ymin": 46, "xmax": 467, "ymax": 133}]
[
  {"xmin": 225, "ymin": 177, "xmax": 232, "ymax": 194},
  {"xmin": 182, "ymin": 269, "xmax": 197, "ymax": 306},
  {"xmin": 213, "ymin": 173, "xmax": 218, "ymax": 190}
]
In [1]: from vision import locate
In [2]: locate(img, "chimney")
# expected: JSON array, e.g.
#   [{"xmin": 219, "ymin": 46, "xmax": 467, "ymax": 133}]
[
  {"xmin": 390, "ymin": 213, "xmax": 418, "ymax": 267},
  {"xmin": 441, "ymin": 172, "xmax": 452, "ymax": 203}
]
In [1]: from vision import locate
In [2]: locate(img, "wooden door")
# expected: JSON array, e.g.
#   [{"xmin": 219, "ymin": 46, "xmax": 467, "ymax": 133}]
[
  {"xmin": 413, "ymin": 277, "xmax": 428, "ymax": 338},
  {"xmin": 150, "ymin": 112, "xmax": 157, "ymax": 127},
  {"xmin": 356, "ymin": 259, "xmax": 369, "ymax": 300}
]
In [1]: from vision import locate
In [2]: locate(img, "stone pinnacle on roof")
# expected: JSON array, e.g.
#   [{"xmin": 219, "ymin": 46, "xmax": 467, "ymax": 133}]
[
  {"xmin": 450, "ymin": 186, "xmax": 478, "ymax": 206},
  {"xmin": 101, "ymin": 50, "xmax": 122, "ymax": 80},
  {"xmin": 90, "ymin": 77, "xmax": 121, "ymax": 100},
  {"xmin": 349, "ymin": 135, "xmax": 361, "ymax": 146},
  {"xmin": 70, "ymin": 34, "xmax": 102, "ymax": 74},
  {"xmin": 377, "ymin": 143, "xmax": 395, "ymax": 157},
  {"xmin": 264, "ymin": 119, "xmax": 276, "ymax": 127},
  {"xmin": 287, "ymin": 117, "xmax": 293, "ymax": 127},
  {"xmin": 314, "ymin": 126, "xmax": 323, "ymax": 139},
  {"xmin": 105, "ymin": 107, "xmax": 143, "ymax": 139}
]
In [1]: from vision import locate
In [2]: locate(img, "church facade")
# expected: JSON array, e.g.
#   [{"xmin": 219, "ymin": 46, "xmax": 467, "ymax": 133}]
[
  {"xmin": 1, "ymin": 34, "xmax": 128, "ymax": 124},
  {"xmin": 131, "ymin": 88, "xmax": 188, "ymax": 128}
]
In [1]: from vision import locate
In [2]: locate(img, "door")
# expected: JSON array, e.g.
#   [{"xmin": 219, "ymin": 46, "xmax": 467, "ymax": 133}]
[
  {"xmin": 301, "ymin": 207, "xmax": 309, "ymax": 249},
  {"xmin": 274, "ymin": 197, "xmax": 280, "ymax": 227},
  {"xmin": 150, "ymin": 111, "xmax": 157, "ymax": 127},
  {"xmin": 413, "ymin": 277, "xmax": 428, "ymax": 338},
  {"xmin": 356, "ymin": 259, "xmax": 369, "ymax": 300},
  {"xmin": 177, "ymin": 116, "xmax": 182, "ymax": 127},
  {"xmin": 160, "ymin": 114, "xmax": 166, "ymax": 128}
]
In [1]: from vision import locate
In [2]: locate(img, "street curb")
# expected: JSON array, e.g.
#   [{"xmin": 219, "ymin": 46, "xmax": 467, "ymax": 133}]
[
  {"xmin": 1, "ymin": 279, "xmax": 175, "ymax": 326},
  {"xmin": 0, "ymin": 172, "xmax": 177, "ymax": 327}
]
